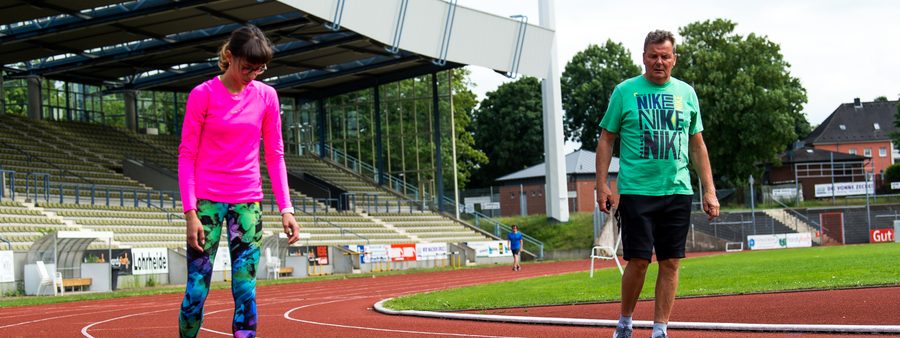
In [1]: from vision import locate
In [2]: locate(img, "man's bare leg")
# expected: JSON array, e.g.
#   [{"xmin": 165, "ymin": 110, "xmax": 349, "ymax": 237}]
[
  {"xmin": 620, "ymin": 258, "xmax": 650, "ymax": 316},
  {"xmin": 651, "ymin": 258, "xmax": 680, "ymax": 337}
]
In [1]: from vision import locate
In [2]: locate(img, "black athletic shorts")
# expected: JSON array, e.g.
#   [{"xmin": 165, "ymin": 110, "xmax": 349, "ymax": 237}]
[
  {"xmin": 511, "ymin": 248, "xmax": 521, "ymax": 255},
  {"xmin": 617, "ymin": 194, "xmax": 692, "ymax": 261}
]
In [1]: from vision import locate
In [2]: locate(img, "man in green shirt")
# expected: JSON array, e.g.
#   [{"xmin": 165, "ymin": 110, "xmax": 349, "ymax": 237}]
[{"xmin": 596, "ymin": 30, "xmax": 719, "ymax": 338}]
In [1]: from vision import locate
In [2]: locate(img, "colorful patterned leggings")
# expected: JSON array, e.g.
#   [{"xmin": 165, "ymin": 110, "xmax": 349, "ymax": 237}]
[{"xmin": 179, "ymin": 200, "xmax": 263, "ymax": 338}]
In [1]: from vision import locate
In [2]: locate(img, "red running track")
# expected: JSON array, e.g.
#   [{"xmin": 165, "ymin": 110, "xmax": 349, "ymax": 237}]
[{"xmin": 0, "ymin": 258, "xmax": 897, "ymax": 338}]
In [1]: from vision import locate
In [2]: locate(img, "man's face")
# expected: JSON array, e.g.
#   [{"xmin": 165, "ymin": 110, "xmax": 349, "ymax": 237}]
[{"xmin": 643, "ymin": 41, "xmax": 676, "ymax": 85}]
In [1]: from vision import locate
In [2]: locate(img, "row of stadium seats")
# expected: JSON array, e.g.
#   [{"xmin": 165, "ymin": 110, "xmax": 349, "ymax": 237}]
[{"xmin": 1, "ymin": 115, "xmax": 494, "ymax": 251}]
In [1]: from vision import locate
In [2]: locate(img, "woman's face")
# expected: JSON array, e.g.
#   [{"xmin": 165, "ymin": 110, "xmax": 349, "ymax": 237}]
[{"xmin": 225, "ymin": 52, "xmax": 266, "ymax": 85}]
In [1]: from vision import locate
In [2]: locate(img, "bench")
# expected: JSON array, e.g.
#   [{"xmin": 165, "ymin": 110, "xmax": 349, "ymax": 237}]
[
  {"xmin": 62, "ymin": 278, "xmax": 92, "ymax": 292},
  {"xmin": 277, "ymin": 267, "xmax": 293, "ymax": 277}
]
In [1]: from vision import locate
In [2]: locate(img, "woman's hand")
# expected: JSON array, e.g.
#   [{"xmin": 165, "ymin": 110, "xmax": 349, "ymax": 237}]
[
  {"xmin": 185, "ymin": 210, "xmax": 205, "ymax": 252},
  {"xmin": 282, "ymin": 213, "xmax": 300, "ymax": 244}
]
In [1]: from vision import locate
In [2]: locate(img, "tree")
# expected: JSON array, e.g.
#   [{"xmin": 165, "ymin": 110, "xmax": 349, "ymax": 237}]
[
  {"xmin": 444, "ymin": 69, "xmax": 489, "ymax": 190},
  {"xmin": 561, "ymin": 40, "xmax": 641, "ymax": 150},
  {"xmin": 470, "ymin": 77, "xmax": 544, "ymax": 187},
  {"xmin": 676, "ymin": 19, "xmax": 808, "ymax": 187},
  {"xmin": 884, "ymin": 164, "xmax": 900, "ymax": 186},
  {"xmin": 891, "ymin": 102, "xmax": 900, "ymax": 147},
  {"xmin": 874, "ymin": 96, "xmax": 888, "ymax": 102}
]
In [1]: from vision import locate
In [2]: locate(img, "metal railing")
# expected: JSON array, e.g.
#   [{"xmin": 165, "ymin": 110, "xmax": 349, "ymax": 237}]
[
  {"xmin": 0, "ymin": 140, "xmax": 93, "ymax": 185},
  {"xmin": 314, "ymin": 144, "xmax": 423, "ymax": 200},
  {"xmin": 305, "ymin": 211, "xmax": 370, "ymax": 245},
  {"xmin": 773, "ymin": 197, "xmax": 822, "ymax": 234},
  {"xmin": 309, "ymin": 144, "xmax": 545, "ymax": 258},
  {"xmin": 450, "ymin": 203, "xmax": 544, "ymax": 259},
  {"xmin": 9, "ymin": 171, "xmax": 183, "ymax": 219},
  {"xmin": 340, "ymin": 192, "xmax": 425, "ymax": 214}
]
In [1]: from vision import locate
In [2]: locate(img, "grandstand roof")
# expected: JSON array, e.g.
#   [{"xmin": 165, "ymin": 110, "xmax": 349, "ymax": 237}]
[
  {"xmin": 805, "ymin": 99, "xmax": 900, "ymax": 145},
  {"xmin": 0, "ymin": 0, "xmax": 461, "ymax": 99},
  {"xmin": 496, "ymin": 150, "xmax": 618, "ymax": 182},
  {"xmin": 780, "ymin": 147, "xmax": 867, "ymax": 164}
]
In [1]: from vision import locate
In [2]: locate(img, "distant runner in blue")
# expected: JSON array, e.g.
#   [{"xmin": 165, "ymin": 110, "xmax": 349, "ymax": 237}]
[{"xmin": 507, "ymin": 225, "xmax": 524, "ymax": 271}]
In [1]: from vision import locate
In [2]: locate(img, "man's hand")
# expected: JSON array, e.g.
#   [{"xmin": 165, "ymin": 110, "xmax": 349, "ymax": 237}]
[
  {"xmin": 185, "ymin": 211, "xmax": 205, "ymax": 252},
  {"xmin": 597, "ymin": 184, "xmax": 616, "ymax": 214},
  {"xmin": 703, "ymin": 191, "xmax": 720, "ymax": 220},
  {"xmin": 282, "ymin": 213, "xmax": 300, "ymax": 244}
]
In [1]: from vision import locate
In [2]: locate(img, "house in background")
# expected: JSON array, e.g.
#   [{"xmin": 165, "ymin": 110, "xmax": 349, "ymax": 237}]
[
  {"xmin": 496, "ymin": 150, "xmax": 619, "ymax": 217},
  {"xmin": 804, "ymin": 98, "xmax": 900, "ymax": 185},
  {"xmin": 766, "ymin": 147, "xmax": 868, "ymax": 201}
]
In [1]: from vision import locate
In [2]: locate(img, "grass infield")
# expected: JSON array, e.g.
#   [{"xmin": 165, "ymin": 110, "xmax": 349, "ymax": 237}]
[{"xmin": 385, "ymin": 243, "xmax": 900, "ymax": 311}]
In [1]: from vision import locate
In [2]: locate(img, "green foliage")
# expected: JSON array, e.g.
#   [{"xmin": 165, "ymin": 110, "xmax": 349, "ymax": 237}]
[
  {"xmin": 561, "ymin": 40, "xmax": 641, "ymax": 150},
  {"xmin": 498, "ymin": 212, "xmax": 595, "ymax": 251},
  {"xmin": 386, "ymin": 243, "xmax": 900, "ymax": 311},
  {"xmin": 884, "ymin": 164, "xmax": 900, "ymax": 185},
  {"xmin": 2, "ymin": 79, "xmax": 28, "ymax": 116},
  {"xmin": 470, "ymin": 77, "xmax": 545, "ymax": 187},
  {"xmin": 892, "ymin": 103, "xmax": 900, "ymax": 147},
  {"xmin": 676, "ymin": 19, "xmax": 808, "ymax": 187},
  {"xmin": 874, "ymin": 96, "xmax": 889, "ymax": 102},
  {"xmin": 145, "ymin": 275, "xmax": 157, "ymax": 287},
  {"xmin": 445, "ymin": 69, "xmax": 489, "ymax": 189}
]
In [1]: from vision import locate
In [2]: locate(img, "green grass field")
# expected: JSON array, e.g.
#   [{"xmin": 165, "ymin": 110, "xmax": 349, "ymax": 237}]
[
  {"xmin": 385, "ymin": 243, "xmax": 900, "ymax": 311},
  {"xmin": 497, "ymin": 212, "xmax": 594, "ymax": 251}
]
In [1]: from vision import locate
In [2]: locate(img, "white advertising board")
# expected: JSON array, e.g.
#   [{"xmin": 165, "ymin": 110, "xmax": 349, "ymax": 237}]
[
  {"xmin": 415, "ymin": 243, "xmax": 448, "ymax": 260},
  {"xmin": 747, "ymin": 233, "xmax": 812, "ymax": 250},
  {"xmin": 814, "ymin": 181, "xmax": 873, "ymax": 197},
  {"xmin": 213, "ymin": 247, "xmax": 231, "ymax": 272},
  {"xmin": 467, "ymin": 241, "xmax": 512, "ymax": 257},
  {"xmin": 364, "ymin": 244, "xmax": 390, "ymax": 263},
  {"xmin": 0, "ymin": 251, "xmax": 14, "ymax": 283},
  {"xmin": 131, "ymin": 248, "xmax": 169, "ymax": 275}
]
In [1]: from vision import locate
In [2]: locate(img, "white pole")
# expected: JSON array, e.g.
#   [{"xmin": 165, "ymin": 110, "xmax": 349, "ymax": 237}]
[
  {"xmin": 538, "ymin": 0, "xmax": 569, "ymax": 222},
  {"xmin": 449, "ymin": 70, "xmax": 460, "ymax": 219}
]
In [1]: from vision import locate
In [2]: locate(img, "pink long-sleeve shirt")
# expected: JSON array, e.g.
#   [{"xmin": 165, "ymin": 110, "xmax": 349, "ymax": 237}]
[{"xmin": 178, "ymin": 76, "xmax": 292, "ymax": 213}]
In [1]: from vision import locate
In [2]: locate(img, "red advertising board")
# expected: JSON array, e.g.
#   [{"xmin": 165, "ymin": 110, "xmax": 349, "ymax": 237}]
[
  {"xmin": 389, "ymin": 243, "xmax": 417, "ymax": 262},
  {"xmin": 870, "ymin": 229, "xmax": 895, "ymax": 243}
]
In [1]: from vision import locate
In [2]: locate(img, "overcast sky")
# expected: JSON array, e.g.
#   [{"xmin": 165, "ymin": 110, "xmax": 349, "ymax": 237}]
[{"xmin": 457, "ymin": 0, "xmax": 900, "ymax": 149}]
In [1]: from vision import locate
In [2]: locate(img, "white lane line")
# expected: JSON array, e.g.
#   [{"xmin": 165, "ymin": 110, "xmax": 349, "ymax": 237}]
[
  {"xmin": 81, "ymin": 309, "xmax": 172, "ymax": 338},
  {"xmin": 79, "ymin": 300, "xmax": 233, "ymax": 337},
  {"xmin": 283, "ymin": 298, "xmax": 522, "ymax": 338}
]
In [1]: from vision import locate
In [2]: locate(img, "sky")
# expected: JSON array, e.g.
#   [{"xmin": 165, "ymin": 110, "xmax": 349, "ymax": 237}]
[{"xmin": 456, "ymin": 0, "xmax": 900, "ymax": 150}]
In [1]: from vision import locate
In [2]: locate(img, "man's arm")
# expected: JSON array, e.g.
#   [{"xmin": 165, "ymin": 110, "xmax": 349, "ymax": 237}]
[
  {"xmin": 689, "ymin": 132, "xmax": 719, "ymax": 220},
  {"xmin": 596, "ymin": 129, "xmax": 617, "ymax": 213}
]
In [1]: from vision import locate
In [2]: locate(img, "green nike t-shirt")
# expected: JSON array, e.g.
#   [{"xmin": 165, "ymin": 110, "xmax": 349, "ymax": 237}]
[{"xmin": 599, "ymin": 75, "xmax": 702, "ymax": 196}]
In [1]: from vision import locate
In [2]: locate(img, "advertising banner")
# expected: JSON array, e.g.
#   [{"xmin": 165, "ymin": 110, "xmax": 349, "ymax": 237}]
[
  {"xmin": 870, "ymin": 229, "xmax": 895, "ymax": 243},
  {"xmin": 132, "ymin": 248, "xmax": 169, "ymax": 275},
  {"xmin": 0, "ymin": 251, "xmax": 14, "ymax": 283},
  {"xmin": 814, "ymin": 181, "xmax": 874, "ymax": 197},
  {"xmin": 467, "ymin": 241, "xmax": 512, "ymax": 257},
  {"xmin": 84, "ymin": 249, "xmax": 133, "ymax": 275},
  {"xmin": 213, "ymin": 248, "xmax": 230, "ymax": 272},
  {"xmin": 771, "ymin": 188, "xmax": 797, "ymax": 200},
  {"xmin": 748, "ymin": 233, "xmax": 812, "ymax": 250},
  {"xmin": 364, "ymin": 244, "xmax": 390, "ymax": 263},
  {"xmin": 289, "ymin": 246, "xmax": 330, "ymax": 265},
  {"xmin": 314, "ymin": 246, "xmax": 329, "ymax": 265},
  {"xmin": 345, "ymin": 245, "xmax": 367, "ymax": 264},
  {"xmin": 415, "ymin": 243, "xmax": 448, "ymax": 260},
  {"xmin": 388, "ymin": 243, "xmax": 417, "ymax": 262}
]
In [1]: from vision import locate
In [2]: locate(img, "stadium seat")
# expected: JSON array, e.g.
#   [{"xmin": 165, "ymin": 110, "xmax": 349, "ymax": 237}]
[
  {"xmin": 590, "ymin": 207, "xmax": 623, "ymax": 277},
  {"xmin": 265, "ymin": 247, "xmax": 281, "ymax": 280},
  {"xmin": 35, "ymin": 261, "xmax": 64, "ymax": 296}
]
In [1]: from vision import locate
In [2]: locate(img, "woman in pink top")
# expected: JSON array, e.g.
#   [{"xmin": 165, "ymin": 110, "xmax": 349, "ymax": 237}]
[{"xmin": 177, "ymin": 25, "xmax": 299, "ymax": 338}]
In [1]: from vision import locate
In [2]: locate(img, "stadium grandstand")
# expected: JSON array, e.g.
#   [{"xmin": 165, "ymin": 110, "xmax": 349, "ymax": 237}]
[{"xmin": 0, "ymin": 0, "xmax": 565, "ymax": 293}]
